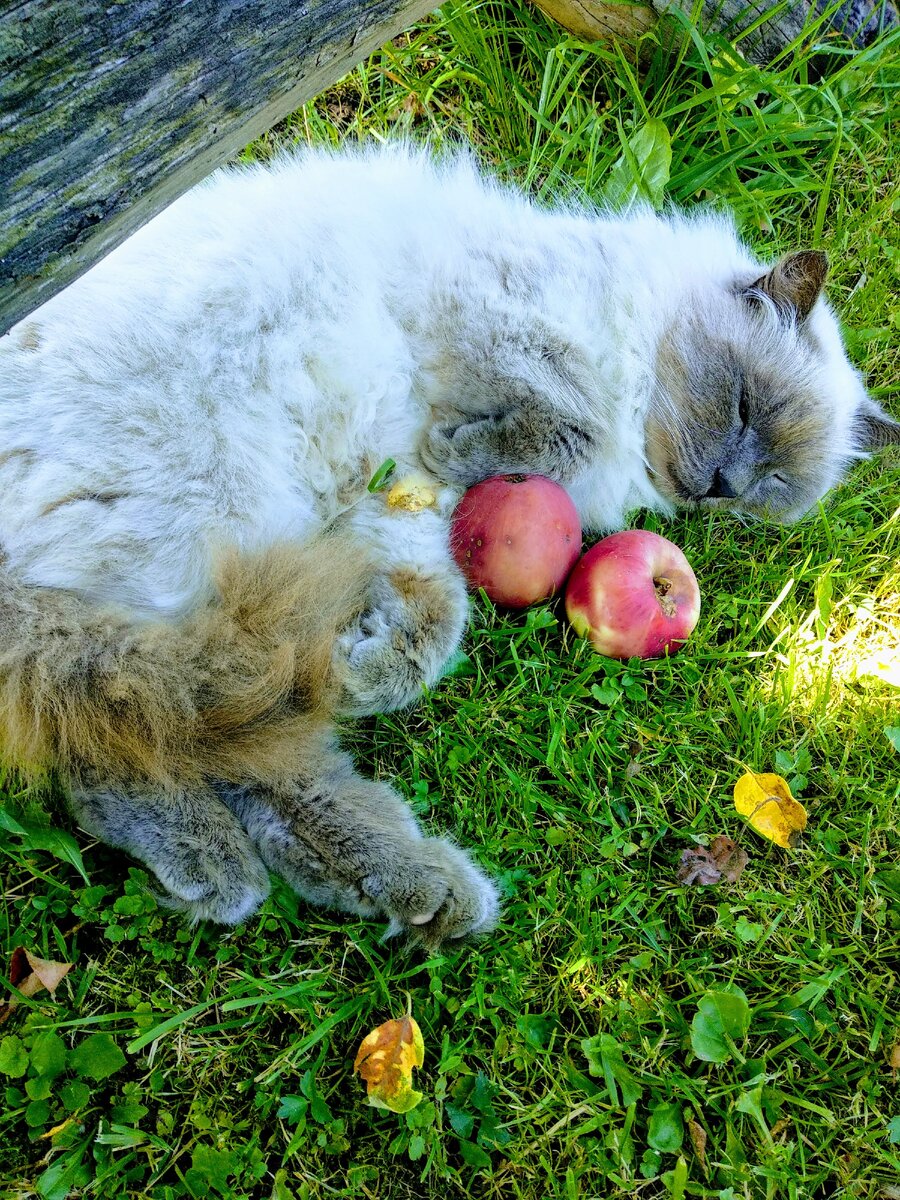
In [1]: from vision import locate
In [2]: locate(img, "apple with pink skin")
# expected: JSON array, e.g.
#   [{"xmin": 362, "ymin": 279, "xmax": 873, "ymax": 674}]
[
  {"xmin": 450, "ymin": 474, "xmax": 582, "ymax": 608},
  {"xmin": 565, "ymin": 530, "xmax": 701, "ymax": 658}
]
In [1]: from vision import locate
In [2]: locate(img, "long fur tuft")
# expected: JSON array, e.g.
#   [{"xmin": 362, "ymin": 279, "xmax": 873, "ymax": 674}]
[{"xmin": 0, "ymin": 538, "xmax": 369, "ymax": 789}]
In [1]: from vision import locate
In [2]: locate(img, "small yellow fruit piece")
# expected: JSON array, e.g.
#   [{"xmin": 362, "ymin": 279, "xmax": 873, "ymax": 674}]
[
  {"xmin": 353, "ymin": 1015, "xmax": 425, "ymax": 1113},
  {"xmin": 733, "ymin": 771, "xmax": 807, "ymax": 849},
  {"xmin": 386, "ymin": 472, "xmax": 438, "ymax": 513}
]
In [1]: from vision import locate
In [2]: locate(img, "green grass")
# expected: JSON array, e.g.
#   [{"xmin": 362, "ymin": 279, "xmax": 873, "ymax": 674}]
[{"xmin": 2, "ymin": 2, "xmax": 899, "ymax": 1197}]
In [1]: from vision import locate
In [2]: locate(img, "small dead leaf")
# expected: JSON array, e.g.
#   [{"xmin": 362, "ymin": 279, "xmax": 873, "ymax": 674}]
[
  {"xmin": 0, "ymin": 947, "xmax": 74, "ymax": 1024},
  {"xmin": 625, "ymin": 740, "xmax": 642, "ymax": 781},
  {"xmin": 386, "ymin": 472, "xmax": 437, "ymax": 513},
  {"xmin": 889, "ymin": 1042, "xmax": 900, "ymax": 1076},
  {"xmin": 770, "ymin": 1117, "xmax": 792, "ymax": 1139},
  {"xmin": 678, "ymin": 835, "xmax": 749, "ymax": 886},
  {"xmin": 733, "ymin": 772, "xmax": 807, "ymax": 848},
  {"xmin": 687, "ymin": 1118, "xmax": 708, "ymax": 1174},
  {"xmin": 353, "ymin": 1015, "xmax": 424, "ymax": 1113}
]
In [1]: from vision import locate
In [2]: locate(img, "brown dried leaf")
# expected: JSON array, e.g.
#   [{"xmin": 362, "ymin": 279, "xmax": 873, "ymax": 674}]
[
  {"xmin": 687, "ymin": 1118, "xmax": 708, "ymax": 1174},
  {"xmin": 0, "ymin": 947, "xmax": 74, "ymax": 1024},
  {"xmin": 677, "ymin": 835, "xmax": 749, "ymax": 887},
  {"xmin": 890, "ymin": 1042, "xmax": 900, "ymax": 1076},
  {"xmin": 353, "ymin": 1015, "xmax": 424, "ymax": 1113}
]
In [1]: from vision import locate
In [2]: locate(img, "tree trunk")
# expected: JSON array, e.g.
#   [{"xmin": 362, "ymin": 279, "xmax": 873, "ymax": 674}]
[
  {"xmin": 0, "ymin": 0, "xmax": 435, "ymax": 335},
  {"xmin": 529, "ymin": 0, "xmax": 897, "ymax": 60}
]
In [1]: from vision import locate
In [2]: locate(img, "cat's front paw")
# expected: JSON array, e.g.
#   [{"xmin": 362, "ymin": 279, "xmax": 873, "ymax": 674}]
[
  {"xmin": 332, "ymin": 568, "xmax": 467, "ymax": 716},
  {"xmin": 419, "ymin": 419, "xmax": 496, "ymax": 485},
  {"xmin": 363, "ymin": 837, "xmax": 499, "ymax": 945}
]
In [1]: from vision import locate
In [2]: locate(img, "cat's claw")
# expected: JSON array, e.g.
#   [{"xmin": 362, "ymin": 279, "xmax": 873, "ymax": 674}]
[{"xmin": 363, "ymin": 837, "xmax": 500, "ymax": 945}]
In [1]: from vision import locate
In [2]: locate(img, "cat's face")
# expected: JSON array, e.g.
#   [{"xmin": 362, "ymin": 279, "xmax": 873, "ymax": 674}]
[{"xmin": 645, "ymin": 252, "xmax": 899, "ymax": 521}]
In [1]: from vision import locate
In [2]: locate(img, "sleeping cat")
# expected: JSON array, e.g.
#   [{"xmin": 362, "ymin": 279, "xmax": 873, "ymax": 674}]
[{"xmin": 1, "ymin": 144, "xmax": 896, "ymax": 943}]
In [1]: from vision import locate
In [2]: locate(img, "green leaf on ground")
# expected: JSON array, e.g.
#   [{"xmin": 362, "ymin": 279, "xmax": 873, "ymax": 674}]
[
  {"xmin": 690, "ymin": 989, "xmax": 751, "ymax": 1063},
  {"xmin": 69, "ymin": 1033, "xmax": 126, "ymax": 1081},
  {"xmin": 0, "ymin": 1034, "xmax": 29, "ymax": 1077},
  {"xmin": 29, "ymin": 1031, "xmax": 68, "ymax": 1079},
  {"xmin": 601, "ymin": 118, "xmax": 672, "ymax": 210},
  {"xmin": 648, "ymin": 1101, "xmax": 685, "ymax": 1153},
  {"xmin": 582, "ymin": 1033, "xmax": 643, "ymax": 1106}
]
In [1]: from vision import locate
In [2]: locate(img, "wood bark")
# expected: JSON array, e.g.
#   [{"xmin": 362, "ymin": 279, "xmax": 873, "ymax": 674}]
[
  {"xmin": 0, "ymin": 0, "xmax": 435, "ymax": 334},
  {"xmin": 530, "ymin": 0, "xmax": 654, "ymax": 42},
  {"xmin": 529, "ymin": 0, "xmax": 897, "ymax": 59}
]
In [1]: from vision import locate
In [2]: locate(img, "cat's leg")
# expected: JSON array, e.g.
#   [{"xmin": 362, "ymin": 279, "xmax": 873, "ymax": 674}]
[
  {"xmin": 422, "ymin": 400, "xmax": 599, "ymax": 486},
  {"xmin": 419, "ymin": 320, "xmax": 604, "ymax": 486},
  {"xmin": 217, "ymin": 739, "xmax": 498, "ymax": 944},
  {"xmin": 330, "ymin": 504, "xmax": 469, "ymax": 716},
  {"xmin": 70, "ymin": 783, "xmax": 271, "ymax": 925}
]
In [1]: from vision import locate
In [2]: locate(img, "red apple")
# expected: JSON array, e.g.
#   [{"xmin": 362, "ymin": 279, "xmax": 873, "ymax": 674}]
[
  {"xmin": 565, "ymin": 530, "xmax": 700, "ymax": 658},
  {"xmin": 450, "ymin": 474, "xmax": 582, "ymax": 608}
]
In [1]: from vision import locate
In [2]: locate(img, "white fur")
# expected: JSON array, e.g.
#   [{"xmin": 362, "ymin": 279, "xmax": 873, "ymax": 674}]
[{"xmin": 0, "ymin": 144, "xmax": 866, "ymax": 618}]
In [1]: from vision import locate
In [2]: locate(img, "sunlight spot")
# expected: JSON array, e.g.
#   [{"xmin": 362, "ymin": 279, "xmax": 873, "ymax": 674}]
[{"xmin": 760, "ymin": 555, "xmax": 900, "ymax": 716}]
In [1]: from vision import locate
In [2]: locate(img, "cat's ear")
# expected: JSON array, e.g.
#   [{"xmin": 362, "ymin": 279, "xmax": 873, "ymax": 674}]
[
  {"xmin": 742, "ymin": 250, "xmax": 828, "ymax": 322},
  {"xmin": 854, "ymin": 396, "xmax": 900, "ymax": 453}
]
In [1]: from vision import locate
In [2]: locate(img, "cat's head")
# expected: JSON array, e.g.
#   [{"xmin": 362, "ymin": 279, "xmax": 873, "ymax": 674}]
[{"xmin": 645, "ymin": 250, "xmax": 899, "ymax": 521}]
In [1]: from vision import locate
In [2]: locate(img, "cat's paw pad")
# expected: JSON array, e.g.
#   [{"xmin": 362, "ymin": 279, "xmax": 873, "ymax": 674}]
[
  {"xmin": 365, "ymin": 838, "xmax": 499, "ymax": 945},
  {"xmin": 332, "ymin": 570, "xmax": 467, "ymax": 716}
]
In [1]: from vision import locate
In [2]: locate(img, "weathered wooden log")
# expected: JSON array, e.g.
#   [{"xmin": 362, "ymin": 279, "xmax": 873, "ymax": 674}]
[
  {"xmin": 0, "ymin": 0, "xmax": 435, "ymax": 335},
  {"xmin": 529, "ymin": 0, "xmax": 655, "ymax": 40},
  {"xmin": 529, "ymin": 0, "xmax": 897, "ymax": 60}
]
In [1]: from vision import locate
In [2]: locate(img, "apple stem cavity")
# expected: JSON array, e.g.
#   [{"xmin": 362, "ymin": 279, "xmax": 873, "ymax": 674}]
[{"xmin": 653, "ymin": 576, "xmax": 678, "ymax": 618}]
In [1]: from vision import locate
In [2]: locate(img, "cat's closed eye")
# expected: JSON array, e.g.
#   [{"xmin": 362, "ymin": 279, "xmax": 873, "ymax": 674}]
[{"xmin": 738, "ymin": 391, "xmax": 750, "ymax": 429}]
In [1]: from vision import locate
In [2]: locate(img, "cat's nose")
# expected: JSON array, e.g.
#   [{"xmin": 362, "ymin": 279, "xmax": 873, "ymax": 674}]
[{"xmin": 703, "ymin": 468, "xmax": 738, "ymax": 500}]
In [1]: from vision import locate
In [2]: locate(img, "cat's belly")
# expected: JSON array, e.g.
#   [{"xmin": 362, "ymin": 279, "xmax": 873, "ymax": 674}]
[
  {"xmin": 0, "ymin": 460, "xmax": 321, "ymax": 619},
  {"xmin": 0, "ymin": 320, "xmax": 418, "ymax": 619},
  {"xmin": 0, "ymin": 159, "xmax": 422, "ymax": 616}
]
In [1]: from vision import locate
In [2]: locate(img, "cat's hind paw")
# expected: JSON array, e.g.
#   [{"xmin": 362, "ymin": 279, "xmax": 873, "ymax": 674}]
[
  {"xmin": 151, "ymin": 846, "xmax": 271, "ymax": 926},
  {"xmin": 364, "ymin": 837, "xmax": 499, "ymax": 946},
  {"xmin": 332, "ymin": 568, "xmax": 467, "ymax": 716},
  {"xmin": 70, "ymin": 784, "xmax": 271, "ymax": 927}
]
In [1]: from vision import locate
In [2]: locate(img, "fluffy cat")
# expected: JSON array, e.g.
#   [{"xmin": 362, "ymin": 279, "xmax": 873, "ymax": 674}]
[{"xmin": 1, "ymin": 144, "xmax": 896, "ymax": 943}]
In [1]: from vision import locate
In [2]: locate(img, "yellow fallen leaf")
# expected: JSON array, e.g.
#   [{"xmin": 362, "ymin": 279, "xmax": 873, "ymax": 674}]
[
  {"xmin": 733, "ymin": 772, "xmax": 807, "ymax": 849},
  {"xmin": 40, "ymin": 1117, "xmax": 77, "ymax": 1140},
  {"xmin": 386, "ymin": 472, "xmax": 438, "ymax": 513},
  {"xmin": 353, "ymin": 1015, "xmax": 424, "ymax": 1113}
]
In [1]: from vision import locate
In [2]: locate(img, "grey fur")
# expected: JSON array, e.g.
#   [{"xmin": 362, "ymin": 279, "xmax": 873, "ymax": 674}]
[
  {"xmin": 215, "ymin": 737, "xmax": 498, "ymax": 945},
  {"xmin": 71, "ymin": 783, "xmax": 272, "ymax": 925}
]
